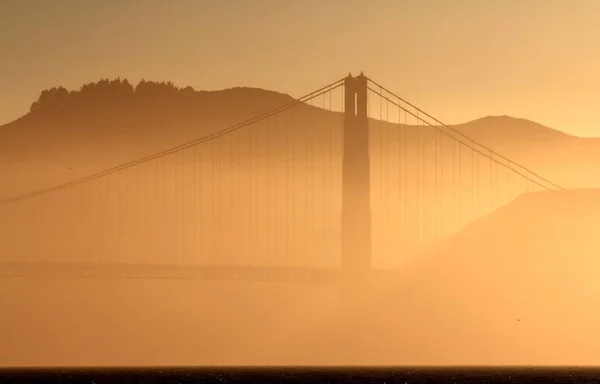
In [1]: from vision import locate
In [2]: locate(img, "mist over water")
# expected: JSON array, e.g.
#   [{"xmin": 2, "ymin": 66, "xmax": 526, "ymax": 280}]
[{"xmin": 3, "ymin": 237, "xmax": 600, "ymax": 368}]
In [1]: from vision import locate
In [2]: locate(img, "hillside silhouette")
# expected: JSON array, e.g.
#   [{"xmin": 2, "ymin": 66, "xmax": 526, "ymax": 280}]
[
  {"xmin": 0, "ymin": 79, "xmax": 298, "ymax": 199},
  {"xmin": 0, "ymin": 78, "xmax": 295, "ymax": 164},
  {"xmin": 400, "ymin": 188, "xmax": 600, "ymax": 296},
  {"xmin": 1, "ymin": 78, "xmax": 600, "ymax": 202}
]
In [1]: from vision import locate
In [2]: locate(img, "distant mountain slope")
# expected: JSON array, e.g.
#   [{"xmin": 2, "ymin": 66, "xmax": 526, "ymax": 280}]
[
  {"xmin": 407, "ymin": 188, "xmax": 600, "ymax": 283},
  {"xmin": 0, "ymin": 81, "xmax": 302, "ymax": 198}
]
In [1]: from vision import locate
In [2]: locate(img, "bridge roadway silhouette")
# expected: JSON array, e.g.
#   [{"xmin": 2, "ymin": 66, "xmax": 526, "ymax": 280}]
[
  {"xmin": 0, "ymin": 261, "xmax": 408, "ymax": 284},
  {"xmin": 0, "ymin": 73, "xmax": 564, "ymax": 285}
]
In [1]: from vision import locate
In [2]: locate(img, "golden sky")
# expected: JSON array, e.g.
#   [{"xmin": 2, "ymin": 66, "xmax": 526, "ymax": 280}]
[{"xmin": 1, "ymin": 0, "xmax": 599, "ymax": 137}]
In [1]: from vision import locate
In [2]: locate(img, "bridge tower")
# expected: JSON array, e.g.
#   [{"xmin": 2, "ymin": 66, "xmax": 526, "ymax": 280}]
[{"xmin": 341, "ymin": 73, "xmax": 371, "ymax": 291}]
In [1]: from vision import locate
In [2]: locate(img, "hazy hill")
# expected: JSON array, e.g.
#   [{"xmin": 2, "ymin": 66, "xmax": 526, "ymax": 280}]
[
  {"xmin": 0, "ymin": 79, "xmax": 301, "ymax": 198},
  {"xmin": 400, "ymin": 188, "xmax": 600, "ymax": 299}
]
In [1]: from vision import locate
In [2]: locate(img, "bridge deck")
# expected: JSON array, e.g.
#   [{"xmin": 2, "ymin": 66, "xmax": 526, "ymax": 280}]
[
  {"xmin": 0, "ymin": 262, "xmax": 342, "ymax": 283},
  {"xmin": 0, "ymin": 262, "xmax": 403, "ymax": 283}
]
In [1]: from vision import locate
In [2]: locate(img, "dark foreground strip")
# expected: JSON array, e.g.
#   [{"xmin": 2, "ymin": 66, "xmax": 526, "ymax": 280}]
[{"xmin": 0, "ymin": 367, "xmax": 599, "ymax": 384}]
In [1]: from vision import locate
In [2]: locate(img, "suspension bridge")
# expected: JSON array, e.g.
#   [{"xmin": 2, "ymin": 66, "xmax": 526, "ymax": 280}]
[{"xmin": 0, "ymin": 73, "xmax": 563, "ymax": 284}]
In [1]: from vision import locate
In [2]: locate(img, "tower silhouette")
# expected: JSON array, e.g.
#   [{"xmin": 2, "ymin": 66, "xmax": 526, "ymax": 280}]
[{"xmin": 341, "ymin": 73, "xmax": 371, "ymax": 288}]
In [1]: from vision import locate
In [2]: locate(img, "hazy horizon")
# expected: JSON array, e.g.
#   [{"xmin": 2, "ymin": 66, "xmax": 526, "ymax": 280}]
[{"xmin": 2, "ymin": 0, "xmax": 600, "ymax": 137}]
